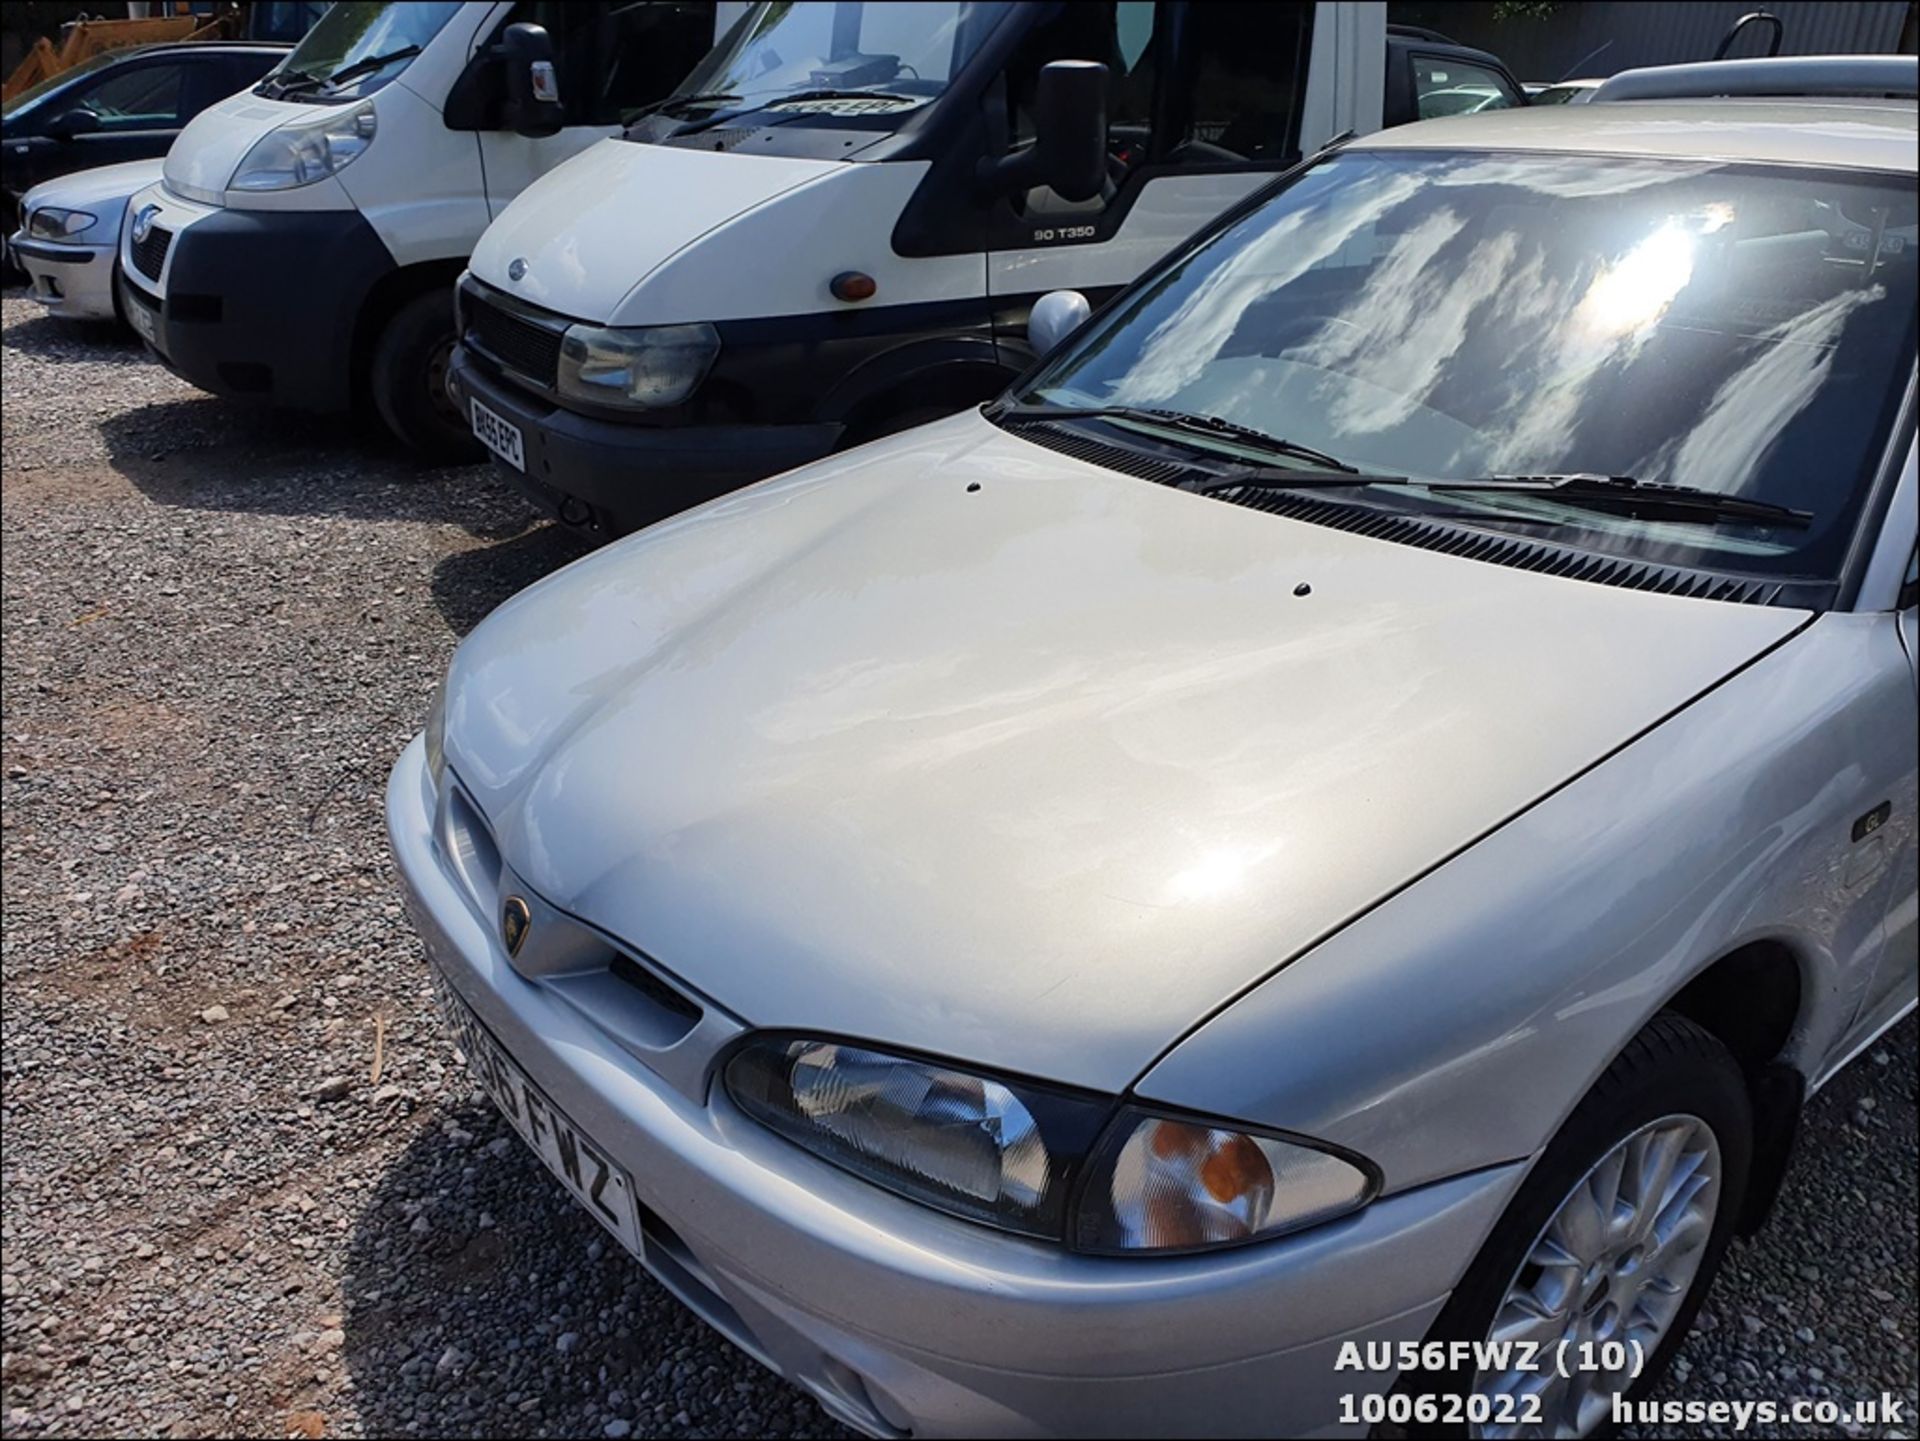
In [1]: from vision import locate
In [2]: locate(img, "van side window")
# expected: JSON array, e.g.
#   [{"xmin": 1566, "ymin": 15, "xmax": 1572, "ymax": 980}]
[
  {"xmin": 1412, "ymin": 55, "xmax": 1522, "ymax": 119},
  {"xmin": 1001, "ymin": 1, "xmax": 1313, "ymax": 176},
  {"xmin": 1179, "ymin": 1, "xmax": 1313, "ymax": 163},
  {"xmin": 511, "ymin": 2, "xmax": 716, "ymax": 126},
  {"xmin": 1004, "ymin": 2, "xmax": 1157, "ymax": 154}
]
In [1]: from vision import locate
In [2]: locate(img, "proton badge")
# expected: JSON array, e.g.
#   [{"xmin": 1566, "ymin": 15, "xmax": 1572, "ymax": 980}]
[
  {"xmin": 501, "ymin": 895, "xmax": 531, "ymax": 957},
  {"xmin": 131, "ymin": 204, "xmax": 159, "ymax": 245},
  {"xmin": 507, "ymin": 256, "xmax": 529, "ymax": 282}
]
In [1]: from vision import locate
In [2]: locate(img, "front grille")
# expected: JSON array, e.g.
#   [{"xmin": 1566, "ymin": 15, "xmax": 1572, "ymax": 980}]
[
  {"xmin": 131, "ymin": 224, "xmax": 172, "ymax": 282},
  {"xmin": 466, "ymin": 289, "xmax": 563, "ymax": 389}
]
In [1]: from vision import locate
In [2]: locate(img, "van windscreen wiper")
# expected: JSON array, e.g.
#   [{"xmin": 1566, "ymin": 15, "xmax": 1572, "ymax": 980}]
[
  {"xmin": 320, "ymin": 45, "xmax": 422, "ymax": 91},
  {"xmin": 629, "ymin": 90, "xmax": 740, "ymax": 120},
  {"xmin": 997, "ymin": 403, "xmax": 1364, "ymax": 475},
  {"xmin": 1427, "ymin": 474, "xmax": 1814, "ymax": 528},
  {"xmin": 259, "ymin": 67, "xmax": 327, "ymax": 98},
  {"xmin": 750, "ymin": 88, "xmax": 916, "ymax": 107}
]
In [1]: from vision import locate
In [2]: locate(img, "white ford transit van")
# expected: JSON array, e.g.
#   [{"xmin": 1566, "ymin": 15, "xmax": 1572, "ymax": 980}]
[
  {"xmin": 117, "ymin": 1, "xmax": 737, "ymax": 459},
  {"xmin": 448, "ymin": 3, "xmax": 1527, "ymax": 537}
]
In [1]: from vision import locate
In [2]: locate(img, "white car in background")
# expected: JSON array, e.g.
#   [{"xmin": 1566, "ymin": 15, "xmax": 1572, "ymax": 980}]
[{"xmin": 7, "ymin": 158, "xmax": 162, "ymax": 325}]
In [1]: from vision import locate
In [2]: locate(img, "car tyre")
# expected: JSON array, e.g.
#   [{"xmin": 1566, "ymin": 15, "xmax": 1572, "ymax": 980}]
[
  {"xmin": 1408, "ymin": 1012, "xmax": 1753, "ymax": 1440},
  {"xmin": 371, "ymin": 290, "xmax": 484, "ymax": 466}
]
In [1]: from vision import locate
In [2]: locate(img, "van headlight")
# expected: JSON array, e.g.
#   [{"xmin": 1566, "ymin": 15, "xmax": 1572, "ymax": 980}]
[
  {"xmin": 725, "ymin": 1036, "xmax": 1377, "ymax": 1251},
  {"xmin": 556, "ymin": 322, "xmax": 719, "ymax": 409},
  {"xmin": 27, "ymin": 207, "xmax": 97, "ymax": 239},
  {"xmin": 231, "ymin": 102, "xmax": 376, "ymax": 191}
]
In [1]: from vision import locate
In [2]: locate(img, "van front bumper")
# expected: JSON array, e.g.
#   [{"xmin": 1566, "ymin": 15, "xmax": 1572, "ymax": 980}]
[
  {"xmin": 117, "ymin": 186, "xmax": 393, "ymax": 412},
  {"xmin": 447, "ymin": 344, "xmax": 841, "ymax": 541},
  {"xmin": 386, "ymin": 734, "xmax": 1524, "ymax": 1438}
]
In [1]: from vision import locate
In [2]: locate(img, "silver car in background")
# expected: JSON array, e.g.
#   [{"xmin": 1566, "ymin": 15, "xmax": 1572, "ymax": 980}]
[
  {"xmin": 7, "ymin": 158, "xmax": 163, "ymax": 324},
  {"xmin": 389, "ymin": 58, "xmax": 1918, "ymax": 1439}
]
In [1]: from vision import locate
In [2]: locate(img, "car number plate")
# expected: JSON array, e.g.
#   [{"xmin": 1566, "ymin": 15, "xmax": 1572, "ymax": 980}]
[
  {"xmin": 122, "ymin": 283, "xmax": 160, "ymax": 349},
  {"xmin": 470, "ymin": 398, "xmax": 525, "ymax": 471},
  {"xmin": 430, "ymin": 969, "xmax": 643, "ymax": 1258}
]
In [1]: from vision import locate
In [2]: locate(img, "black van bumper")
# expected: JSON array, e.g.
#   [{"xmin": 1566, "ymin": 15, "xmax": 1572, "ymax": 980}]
[
  {"xmin": 122, "ymin": 208, "xmax": 395, "ymax": 413},
  {"xmin": 447, "ymin": 344, "xmax": 843, "ymax": 541}
]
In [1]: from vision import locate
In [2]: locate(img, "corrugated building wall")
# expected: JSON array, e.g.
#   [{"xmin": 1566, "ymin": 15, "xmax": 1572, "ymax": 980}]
[{"xmin": 1390, "ymin": 1, "xmax": 1914, "ymax": 84}]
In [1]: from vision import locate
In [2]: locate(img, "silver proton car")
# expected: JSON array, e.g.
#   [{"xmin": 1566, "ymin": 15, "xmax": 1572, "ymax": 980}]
[{"xmin": 389, "ymin": 58, "xmax": 1919, "ymax": 1439}]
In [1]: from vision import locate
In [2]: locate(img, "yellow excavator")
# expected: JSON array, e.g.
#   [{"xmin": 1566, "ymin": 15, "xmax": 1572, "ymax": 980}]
[{"xmin": 3, "ymin": 3, "xmax": 295, "ymax": 105}]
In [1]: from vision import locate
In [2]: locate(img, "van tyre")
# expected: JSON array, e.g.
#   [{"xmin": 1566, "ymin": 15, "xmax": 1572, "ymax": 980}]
[
  {"xmin": 372, "ymin": 290, "xmax": 484, "ymax": 465},
  {"xmin": 1408, "ymin": 1013, "xmax": 1752, "ymax": 1439}
]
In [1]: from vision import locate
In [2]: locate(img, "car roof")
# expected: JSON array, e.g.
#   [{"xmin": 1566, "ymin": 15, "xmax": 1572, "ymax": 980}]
[
  {"xmin": 1349, "ymin": 97, "xmax": 1918, "ymax": 174},
  {"xmin": 104, "ymin": 40, "xmax": 292, "ymax": 59}
]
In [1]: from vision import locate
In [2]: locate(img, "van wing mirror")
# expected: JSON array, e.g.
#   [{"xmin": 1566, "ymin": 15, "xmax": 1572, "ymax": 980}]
[
  {"xmin": 979, "ymin": 60, "xmax": 1108, "ymax": 204},
  {"xmin": 1027, "ymin": 290, "xmax": 1091, "ymax": 359},
  {"xmin": 501, "ymin": 22, "xmax": 563, "ymax": 139},
  {"xmin": 45, "ymin": 108, "xmax": 102, "ymax": 142}
]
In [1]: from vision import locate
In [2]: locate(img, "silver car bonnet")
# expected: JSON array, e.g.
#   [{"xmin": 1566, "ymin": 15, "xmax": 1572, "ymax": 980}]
[{"xmin": 443, "ymin": 411, "xmax": 1805, "ymax": 1093}]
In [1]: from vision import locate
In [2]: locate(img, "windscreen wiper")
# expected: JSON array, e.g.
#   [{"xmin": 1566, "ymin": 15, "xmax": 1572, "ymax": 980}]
[
  {"xmin": 1191, "ymin": 468, "xmax": 1810, "ymax": 528},
  {"xmin": 629, "ymin": 90, "xmax": 740, "ymax": 120},
  {"xmin": 259, "ymin": 67, "xmax": 327, "ymax": 97},
  {"xmin": 997, "ymin": 403, "xmax": 1364, "ymax": 475},
  {"xmin": 749, "ymin": 87, "xmax": 915, "ymax": 107},
  {"xmin": 1427, "ymin": 474, "xmax": 1813, "ymax": 528},
  {"xmin": 319, "ymin": 44, "xmax": 421, "ymax": 91}
]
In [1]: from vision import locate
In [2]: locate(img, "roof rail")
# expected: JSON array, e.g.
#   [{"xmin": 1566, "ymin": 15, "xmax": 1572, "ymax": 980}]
[{"xmin": 1591, "ymin": 54, "xmax": 1919, "ymax": 104}]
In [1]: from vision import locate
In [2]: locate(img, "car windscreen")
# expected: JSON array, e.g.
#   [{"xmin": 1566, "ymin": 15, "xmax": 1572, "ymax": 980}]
[
  {"xmin": 1014, "ymin": 149, "xmax": 1919, "ymax": 584},
  {"xmin": 258, "ymin": 0, "xmax": 462, "ymax": 102},
  {"xmin": 628, "ymin": 0, "xmax": 1011, "ymax": 138}
]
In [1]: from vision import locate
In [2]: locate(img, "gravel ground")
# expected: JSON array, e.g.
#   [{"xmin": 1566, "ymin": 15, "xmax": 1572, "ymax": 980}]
[{"xmin": 1, "ymin": 291, "xmax": 1915, "ymax": 1440}]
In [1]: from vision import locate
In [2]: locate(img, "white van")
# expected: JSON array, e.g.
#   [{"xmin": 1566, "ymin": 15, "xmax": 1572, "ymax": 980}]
[
  {"xmin": 447, "ymin": 3, "xmax": 1528, "ymax": 538},
  {"xmin": 116, "ymin": 1, "xmax": 737, "ymax": 459}
]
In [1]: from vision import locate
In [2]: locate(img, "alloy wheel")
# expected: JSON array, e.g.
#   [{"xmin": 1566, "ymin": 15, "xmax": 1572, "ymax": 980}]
[{"xmin": 1471, "ymin": 1114, "xmax": 1721, "ymax": 1438}]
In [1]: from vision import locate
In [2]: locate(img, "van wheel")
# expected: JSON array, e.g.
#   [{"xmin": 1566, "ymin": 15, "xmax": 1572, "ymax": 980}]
[
  {"xmin": 1412, "ymin": 1013, "xmax": 1752, "ymax": 1439},
  {"xmin": 371, "ymin": 290, "xmax": 483, "ymax": 465}
]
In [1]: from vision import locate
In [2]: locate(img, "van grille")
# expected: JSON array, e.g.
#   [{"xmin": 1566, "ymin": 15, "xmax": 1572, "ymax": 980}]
[
  {"xmin": 131, "ymin": 224, "xmax": 172, "ymax": 282},
  {"xmin": 466, "ymin": 289, "xmax": 563, "ymax": 390}
]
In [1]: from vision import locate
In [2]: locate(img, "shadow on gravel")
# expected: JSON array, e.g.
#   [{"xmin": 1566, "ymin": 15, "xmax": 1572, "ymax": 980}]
[
  {"xmin": 431, "ymin": 524, "xmax": 586, "ymax": 636},
  {"xmin": 341, "ymin": 1095, "xmax": 851, "ymax": 1438},
  {"xmin": 0, "ymin": 309, "xmax": 148, "ymax": 364},
  {"xmin": 97, "ymin": 395, "xmax": 538, "ymax": 541}
]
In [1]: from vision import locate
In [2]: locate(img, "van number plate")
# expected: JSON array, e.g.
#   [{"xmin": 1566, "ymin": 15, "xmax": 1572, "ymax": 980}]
[{"xmin": 471, "ymin": 398, "xmax": 525, "ymax": 471}]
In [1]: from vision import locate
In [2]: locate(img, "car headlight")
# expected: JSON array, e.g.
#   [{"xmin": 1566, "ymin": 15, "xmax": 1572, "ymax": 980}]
[
  {"xmin": 422, "ymin": 675, "xmax": 448, "ymax": 791},
  {"xmin": 27, "ymin": 207, "xmax": 96, "ymax": 239},
  {"xmin": 231, "ymin": 102, "xmax": 376, "ymax": 191},
  {"xmin": 556, "ymin": 322, "xmax": 718, "ymax": 409},
  {"xmin": 725, "ymin": 1036, "xmax": 1377, "ymax": 1252},
  {"xmin": 726, "ymin": 1037, "xmax": 1104, "ymax": 1238}
]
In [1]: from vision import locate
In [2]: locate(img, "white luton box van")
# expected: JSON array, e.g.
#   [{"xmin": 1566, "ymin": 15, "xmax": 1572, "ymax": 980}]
[
  {"xmin": 117, "ymin": 1, "xmax": 739, "ymax": 459},
  {"xmin": 447, "ymin": 2, "xmax": 1528, "ymax": 537}
]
